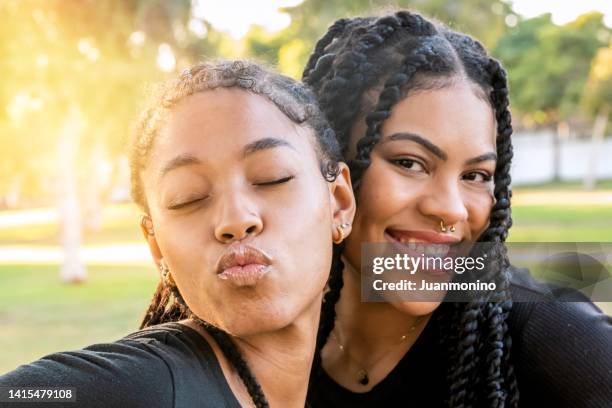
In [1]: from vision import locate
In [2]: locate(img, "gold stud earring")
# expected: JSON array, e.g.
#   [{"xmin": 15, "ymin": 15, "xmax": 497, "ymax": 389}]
[
  {"xmin": 140, "ymin": 215, "xmax": 154, "ymax": 236},
  {"xmin": 333, "ymin": 223, "xmax": 351, "ymax": 244}
]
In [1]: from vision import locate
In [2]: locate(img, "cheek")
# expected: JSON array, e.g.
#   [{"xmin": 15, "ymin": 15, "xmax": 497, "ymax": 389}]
[
  {"xmin": 282, "ymin": 180, "xmax": 334, "ymax": 276},
  {"xmin": 151, "ymin": 217, "xmax": 214, "ymax": 305},
  {"xmin": 257, "ymin": 177, "xmax": 335, "ymax": 297},
  {"xmin": 345, "ymin": 158, "xmax": 415, "ymax": 264},
  {"xmin": 149, "ymin": 206, "xmax": 210, "ymax": 271},
  {"xmin": 356, "ymin": 158, "xmax": 403, "ymax": 221},
  {"xmin": 466, "ymin": 191, "xmax": 495, "ymax": 238}
]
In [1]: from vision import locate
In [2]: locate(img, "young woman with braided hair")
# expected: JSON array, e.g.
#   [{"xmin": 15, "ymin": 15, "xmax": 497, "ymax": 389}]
[
  {"xmin": 0, "ymin": 60, "xmax": 356, "ymax": 407},
  {"xmin": 302, "ymin": 11, "xmax": 612, "ymax": 408}
]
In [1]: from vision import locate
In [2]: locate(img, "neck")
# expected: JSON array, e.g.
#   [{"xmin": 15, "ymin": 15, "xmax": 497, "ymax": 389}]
[
  {"xmin": 336, "ymin": 257, "xmax": 428, "ymax": 351},
  {"xmin": 234, "ymin": 298, "xmax": 320, "ymax": 408},
  {"xmin": 186, "ymin": 294, "xmax": 321, "ymax": 408}
]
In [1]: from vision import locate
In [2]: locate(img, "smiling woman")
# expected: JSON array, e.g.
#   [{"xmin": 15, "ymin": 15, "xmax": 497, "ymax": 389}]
[
  {"xmin": 303, "ymin": 10, "xmax": 612, "ymax": 408},
  {"xmin": 0, "ymin": 60, "xmax": 356, "ymax": 408}
]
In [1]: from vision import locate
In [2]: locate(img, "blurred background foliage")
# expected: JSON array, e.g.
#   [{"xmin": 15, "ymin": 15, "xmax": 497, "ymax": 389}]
[{"xmin": 0, "ymin": 0, "xmax": 610, "ymax": 209}]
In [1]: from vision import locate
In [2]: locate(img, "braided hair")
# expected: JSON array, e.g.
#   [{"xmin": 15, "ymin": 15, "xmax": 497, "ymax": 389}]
[
  {"xmin": 303, "ymin": 11, "xmax": 518, "ymax": 407},
  {"xmin": 129, "ymin": 60, "xmax": 343, "ymax": 408}
]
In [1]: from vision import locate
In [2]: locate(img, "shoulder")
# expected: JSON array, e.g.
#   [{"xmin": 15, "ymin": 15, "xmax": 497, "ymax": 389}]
[
  {"xmin": 0, "ymin": 322, "xmax": 237, "ymax": 408},
  {"xmin": 507, "ymin": 265, "xmax": 612, "ymax": 407}
]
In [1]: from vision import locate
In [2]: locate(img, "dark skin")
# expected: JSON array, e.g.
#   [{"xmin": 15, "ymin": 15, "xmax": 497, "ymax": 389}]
[
  {"xmin": 323, "ymin": 80, "xmax": 498, "ymax": 392},
  {"xmin": 139, "ymin": 88, "xmax": 356, "ymax": 407}
]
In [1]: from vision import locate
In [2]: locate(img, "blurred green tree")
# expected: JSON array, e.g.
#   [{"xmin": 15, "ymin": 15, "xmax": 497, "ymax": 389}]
[
  {"xmin": 581, "ymin": 43, "xmax": 612, "ymax": 188},
  {"xmin": 494, "ymin": 12, "xmax": 610, "ymax": 180},
  {"xmin": 243, "ymin": 0, "xmax": 514, "ymax": 78},
  {"xmin": 495, "ymin": 12, "xmax": 610, "ymax": 126},
  {"xmin": 0, "ymin": 0, "xmax": 223, "ymax": 282}
]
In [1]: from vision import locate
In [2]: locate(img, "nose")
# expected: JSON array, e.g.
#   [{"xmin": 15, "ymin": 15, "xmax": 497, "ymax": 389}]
[
  {"xmin": 416, "ymin": 178, "xmax": 468, "ymax": 229},
  {"xmin": 213, "ymin": 190, "xmax": 263, "ymax": 244}
]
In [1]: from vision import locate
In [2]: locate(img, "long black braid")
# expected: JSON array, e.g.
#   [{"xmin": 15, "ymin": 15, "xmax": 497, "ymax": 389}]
[
  {"xmin": 309, "ymin": 242, "xmax": 345, "ymax": 389},
  {"xmin": 130, "ymin": 60, "xmax": 344, "ymax": 408},
  {"xmin": 304, "ymin": 11, "xmax": 518, "ymax": 408}
]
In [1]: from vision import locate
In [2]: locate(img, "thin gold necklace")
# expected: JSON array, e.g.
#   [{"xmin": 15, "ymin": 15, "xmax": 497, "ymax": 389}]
[{"xmin": 330, "ymin": 316, "xmax": 424, "ymax": 386}]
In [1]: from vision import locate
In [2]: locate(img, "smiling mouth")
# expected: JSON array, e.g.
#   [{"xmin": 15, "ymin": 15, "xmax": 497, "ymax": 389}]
[
  {"xmin": 383, "ymin": 232, "xmax": 456, "ymax": 277},
  {"xmin": 385, "ymin": 230, "xmax": 454, "ymax": 258}
]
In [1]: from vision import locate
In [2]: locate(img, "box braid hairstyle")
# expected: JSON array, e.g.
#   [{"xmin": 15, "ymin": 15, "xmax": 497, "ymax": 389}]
[
  {"xmin": 303, "ymin": 11, "xmax": 518, "ymax": 408},
  {"xmin": 129, "ymin": 60, "xmax": 343, "ymax": 408}
]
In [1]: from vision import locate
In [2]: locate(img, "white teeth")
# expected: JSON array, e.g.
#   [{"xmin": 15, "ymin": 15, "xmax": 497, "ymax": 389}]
[
  {"xmin": 393, "ymin": 239, "xmax": 451, "ymax": 256},
  {"xmin": 431, "ymin": 244, "xmax": 451, "ymax": 257},
  {"xmin": 390, "ymin": 234, "xmax": 451, "ymax": 257}
]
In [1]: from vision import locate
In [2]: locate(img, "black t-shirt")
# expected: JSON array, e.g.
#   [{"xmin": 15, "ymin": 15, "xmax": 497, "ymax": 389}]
[
  {"xmin": 0, "ymin": 322, "xmax": 242, "ymax": 407},
  {"xmin": 308, "ymin": 267, "xmax": 612, "ymax": 407}
]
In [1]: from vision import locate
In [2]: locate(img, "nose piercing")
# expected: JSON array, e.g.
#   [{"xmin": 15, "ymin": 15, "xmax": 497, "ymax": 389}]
[{"xmin": 440, "ymin": 219, "xmax": 456, "ymax": 233}]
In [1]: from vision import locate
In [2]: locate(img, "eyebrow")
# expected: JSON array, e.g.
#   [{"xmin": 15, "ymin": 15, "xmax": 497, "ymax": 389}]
[
  {"xmin": 159, "ymin": 137, "xmax": 296, "ymax": 178},
  {"xmin": 160, "ymin": 154, "xmax": 202, "ymax": 178},
  {"xmin": 465, "ymin": 152, "xmax": 497, "ymax": 165},
  {"xmin": 243, "ymin": 137, "xmax": 295, "ymax": 157},
  {"xmin": 382, "ymin": 132, "xmax": 497, "ymax": 165},
  {"xmin": 383, "ymin": 132, "xmax": 447, "ymax": 160}
]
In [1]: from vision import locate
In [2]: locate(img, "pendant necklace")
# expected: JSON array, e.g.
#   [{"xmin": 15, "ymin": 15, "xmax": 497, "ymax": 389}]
[{"xmin": 330, "ymin": 316, "xmax": 424, "ymax": 386}]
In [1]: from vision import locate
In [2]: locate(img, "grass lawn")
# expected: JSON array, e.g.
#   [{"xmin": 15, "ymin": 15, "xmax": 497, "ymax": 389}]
[
  {"xmin": 0, "ymin": 264, "xmax": 157, "ymax": 373},
  {"xmin": 510, "ymin": 205, "xmax": 612, "ymax": 241},
  {"xmin": 1, "ymin": 186, "xmax": 611, "ymax": 374}
]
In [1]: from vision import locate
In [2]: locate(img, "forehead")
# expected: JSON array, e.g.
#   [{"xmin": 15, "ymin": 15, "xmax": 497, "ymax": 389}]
[
  {"xmin": 381, "ymin": 81, "xmax": 496, "ymax": 150},
  {"xmin": 149, "ymin": 88, "xmax": 314, "ymax": 166}
]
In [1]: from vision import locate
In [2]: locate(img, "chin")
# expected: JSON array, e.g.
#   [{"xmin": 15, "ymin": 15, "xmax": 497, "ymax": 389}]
[
  {"xmin": 390, "ymin": 300, "xmax": 442, "ymax": 316},
  {"xmin": 218, "ymin": 305, "xmax": 297, "ymax": 337}
]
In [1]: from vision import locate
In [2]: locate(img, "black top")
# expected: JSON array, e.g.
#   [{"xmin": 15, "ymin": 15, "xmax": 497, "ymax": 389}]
[
  {"xmin": 308, "ymin": 267, "xmax": 612, "ymax": 407},
  {"xmin": 0, "ymin": 322, "xmax": 242, "ymax": 408}
]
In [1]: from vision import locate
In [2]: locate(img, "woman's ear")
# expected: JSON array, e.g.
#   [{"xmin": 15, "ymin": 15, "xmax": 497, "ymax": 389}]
[
  {"xmin": 140, "ymin": 215, "xmax": 163, "ymax": 268},
  {"xmin": 329, "ymin": 162, "xmax": 356, "ymax": 240}
]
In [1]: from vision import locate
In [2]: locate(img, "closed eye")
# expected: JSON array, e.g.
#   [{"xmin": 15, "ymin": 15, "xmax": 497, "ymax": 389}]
[
  {"xmin": 167, "ymin": 197, "xmax": 208, "ymax": 210},
  {"xmin": 255, "ymin": 175, "xmax": 295, "ymax": 186}
]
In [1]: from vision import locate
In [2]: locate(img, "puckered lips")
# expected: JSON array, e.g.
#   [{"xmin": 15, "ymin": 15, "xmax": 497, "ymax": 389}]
[{"xmin": 215, "ymin": 244, "xmax": 272, "ymax": 287}]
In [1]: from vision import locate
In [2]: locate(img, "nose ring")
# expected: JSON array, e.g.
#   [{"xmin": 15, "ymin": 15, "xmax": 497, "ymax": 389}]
[{"xmin": 440, "ymin": 219, "xmax": 456, "ymax": 233}]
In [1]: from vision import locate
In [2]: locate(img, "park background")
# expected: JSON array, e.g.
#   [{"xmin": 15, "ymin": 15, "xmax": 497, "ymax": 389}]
[{"xmin": 1, "ymin": 0, "xmax": 611, "ymax": 373}]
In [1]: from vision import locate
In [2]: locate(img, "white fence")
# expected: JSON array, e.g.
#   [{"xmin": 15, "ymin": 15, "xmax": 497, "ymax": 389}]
[{"xmin": 511, "ymin": 132, "xmax": 612, "ymax": 185}]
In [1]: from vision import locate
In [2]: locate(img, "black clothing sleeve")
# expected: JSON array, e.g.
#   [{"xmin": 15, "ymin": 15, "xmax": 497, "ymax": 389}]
[
  {"xmin": 0, "ymin": 323, "xmax": 241, "ymax": 408},
  {"xmin": 511, "ymin": 298, "xmax": 612, "ymax": 407}
]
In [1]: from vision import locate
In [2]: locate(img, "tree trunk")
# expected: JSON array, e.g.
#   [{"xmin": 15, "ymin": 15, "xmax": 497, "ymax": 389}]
[
  {"xmin": 583, "ymin": 105, "xmax": 609, "ymax": 190},
  {"xmin": 57, "ymin": 106, "xmax": 87, "ymax": 283},
  {"xmin": 82, "ymin": 141, "xmax": 107, "ymax": 232},
  {"xmin": 5, "ymin": 176, "xmax": 22, "ymax": 209}
]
